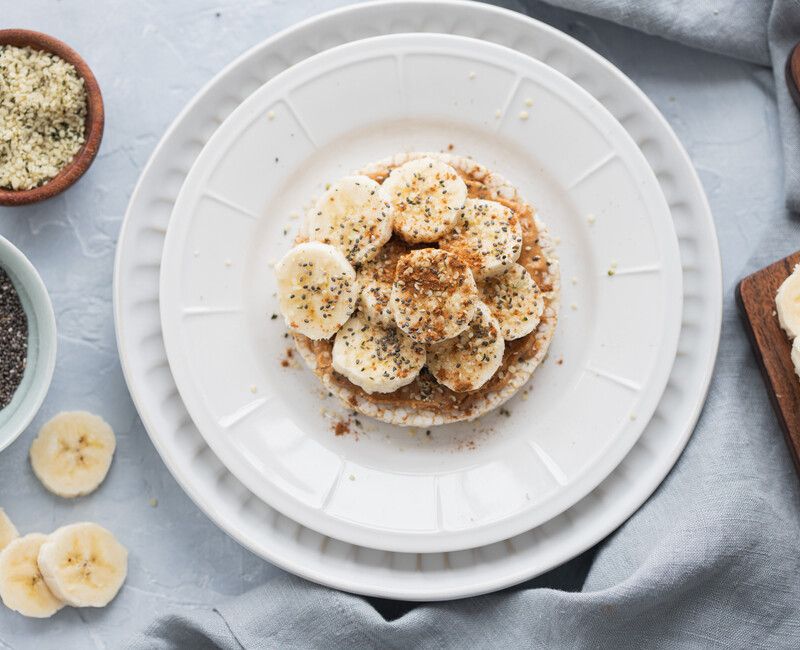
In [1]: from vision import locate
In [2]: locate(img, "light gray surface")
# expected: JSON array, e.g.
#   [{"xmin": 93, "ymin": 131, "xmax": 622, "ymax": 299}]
[{"xmin": 0, "ymin": 0, "xmax": 795, "ymax": 647}]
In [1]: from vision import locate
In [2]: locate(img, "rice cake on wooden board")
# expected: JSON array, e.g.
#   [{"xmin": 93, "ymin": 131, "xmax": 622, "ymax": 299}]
[{"xmin": 737, "ymin": 251, "xmax": 800, "ymax": 475}]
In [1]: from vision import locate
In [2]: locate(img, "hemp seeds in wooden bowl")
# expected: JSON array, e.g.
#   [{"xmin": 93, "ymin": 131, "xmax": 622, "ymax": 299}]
[{"xmin": 0, "ymin": 29, "xmax": 104, "ymax": 206}]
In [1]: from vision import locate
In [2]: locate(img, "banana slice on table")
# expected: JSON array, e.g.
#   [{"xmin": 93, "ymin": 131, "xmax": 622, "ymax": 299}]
[
  {"xmin": 0, "ymin": 509, "xmax": 18, "ymax": 552},
  {"xmin": 332, "ymin": 313, "xmax": 426, "ymax": 394},
  {"xmin": 776, "ymin": 264, "xmax": 800, "ymax": 339},
  {"xmin": 439, "ymin": 198, "xmax": 523, "ymax": 279},
  {"xmin": 30, "ymin": 411, "xmax": 116, "ymax": 498},
  {"xmin": 480, "ymin": 263, "xmax": 544, "ymax": 340},
  {"xmin": 308, "ymin": 175, "xmax": 393, "ymax": 265},
  {"xmin": 275, "ymin": 242, "xmax": 359, "ymax": 340},
  {"xmin": 0, "ymin": 533, "xmax": 64, "ymax": 618},
  {"xmin": 38, "ymin": 522, "xmax": 128, "ymax": 608},
  {"xmin": 391, "ymin": 248, "xmax": 478, "ymax": 344},
  {"xmin": 382, "ymin": 157, "xmax": 467, "ymax": 243},
  {"xmin": 427, "ymin": 301, "xmax": 505, "ymax": 392}
]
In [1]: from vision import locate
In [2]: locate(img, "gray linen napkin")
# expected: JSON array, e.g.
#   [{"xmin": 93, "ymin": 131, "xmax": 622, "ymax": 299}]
[
  {"xmin": 543, "ymin": 0, "xmax": 800, "ymax": 213},
  {"xmin": 129, "ymin": 1, "xmax": 800, "ymax": 648}
]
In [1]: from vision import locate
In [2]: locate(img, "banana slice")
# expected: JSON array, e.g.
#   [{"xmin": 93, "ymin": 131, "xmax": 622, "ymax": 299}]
[
  {"xmin": 0, "ymin": 509, "xmax": 18, "ymax": 552},
  {"xmin": 38, "ymin": 522, "xmax": 128, "ymax": 608},
  {"xmin": 427, "ymin": 301, "xmax": 505, "ymax": 392},
  {"xmin": 439, "ymin": 198, "xmax": 523, "ymax": 279},
  {"xmin": 30, "ymin": 411, "xmax": 116, "ymax": 498},
  {"xmin": 391, "ymin": 248, "xmax": 478, "ymax": 344},
  {"xmin": 776, "ymin": 264, "xmax": 800, "ymax": 339},
  {"xmin": 308, "ymin": 175, "xmax": 393, "ymax": 265},
  {"xmin": 357, "ymin": 239, "xmax": 408, "ymax": 326},
  {"xmin": 480, "ymin": 263, "xmax": 544, "ymax": 340},
  {"xmin": 382, "ymin": 157, "xmax": 467, "ymax": 243},
  {"xmin": 332, "ymin": 313, "xmax": 426, "ymax": 394},
  {"xmin": 359, "ymin": 280, "xmax": 395, "ymax": 326},
  {"xmin": 275, "ymin": 242, "xmax": 359, "ymax": 340},
  {"xmin": 0, "ymin": 533, "xmax": 64, "ymax": 618}
]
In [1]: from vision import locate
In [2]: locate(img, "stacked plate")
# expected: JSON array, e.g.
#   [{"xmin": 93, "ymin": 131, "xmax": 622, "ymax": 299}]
[{"xmin": 113, "ymin": 0, "xmax": 721, "ymax": 600}]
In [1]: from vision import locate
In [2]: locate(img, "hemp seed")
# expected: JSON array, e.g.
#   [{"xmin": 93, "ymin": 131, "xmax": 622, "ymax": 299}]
[{"xmin": 0, "ymin": 45, "xmax": 88, "ymax": 190}]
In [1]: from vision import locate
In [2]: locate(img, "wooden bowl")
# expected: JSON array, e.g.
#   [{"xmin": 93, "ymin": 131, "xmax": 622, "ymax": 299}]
[
  {"xmin": 0, "ymin": 30, "xmax": 104, "ymax": 206},
  {"xmin": 787, "ymin": 42, "xmax": 800, "ymax": 111}
]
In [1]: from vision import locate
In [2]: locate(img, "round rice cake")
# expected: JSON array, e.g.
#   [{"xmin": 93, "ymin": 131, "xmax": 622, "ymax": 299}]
[{"xmin": 292, "ymin": 152, "xmax": 560, "ymax": 426}]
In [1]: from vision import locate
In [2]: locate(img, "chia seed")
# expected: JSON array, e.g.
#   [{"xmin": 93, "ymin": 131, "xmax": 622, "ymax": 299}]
[{"xmin": 0, "ymin": 268, "xmax": 28, "ymax": 409}]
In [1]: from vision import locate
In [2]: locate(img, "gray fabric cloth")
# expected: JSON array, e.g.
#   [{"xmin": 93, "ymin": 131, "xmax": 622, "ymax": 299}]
[
  {"xmin": 545, "ymin": 0, "xmax": 800, "ymax": 214},
  {"xmin": 768, "ymin": 0, "xmax": 800, "ymax": 214},
  {"xmin": 129, "ymin": 2, "xmax": 800, "ymax": 648}
]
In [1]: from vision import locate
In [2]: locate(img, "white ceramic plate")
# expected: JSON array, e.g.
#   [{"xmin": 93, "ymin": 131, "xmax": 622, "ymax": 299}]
[
  {"xmin": 115, "ymin": 0, "xmax": 720, "ymax": 599},
  {"xmin": 159, "ymin": 33, "xmax": 682, "ymax": 553}
]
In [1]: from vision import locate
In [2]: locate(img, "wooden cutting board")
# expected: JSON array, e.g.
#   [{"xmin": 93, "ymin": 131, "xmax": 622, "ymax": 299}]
[{"xmin": 737, "ymin": 251, "xmax": 800, "ymax": 474}]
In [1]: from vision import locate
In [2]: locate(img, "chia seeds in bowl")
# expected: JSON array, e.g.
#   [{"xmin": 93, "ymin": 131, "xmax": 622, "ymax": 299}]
[
  {"xmin": 0, "ymin": 235, "xmax": 57, "ymax": 453},
  {"xmin": 0, "ymin": 267, "xmax": 28, "ymax": 408}
]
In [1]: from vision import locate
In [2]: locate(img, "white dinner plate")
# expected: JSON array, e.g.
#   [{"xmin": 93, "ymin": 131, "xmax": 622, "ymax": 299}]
[
  {"xmin": 115, "ymin": 0, "xmax": 720, "ymax": 599},
  {"xmin": 159, "ymin": 33, "xmax": 682, "ymax": 553}
]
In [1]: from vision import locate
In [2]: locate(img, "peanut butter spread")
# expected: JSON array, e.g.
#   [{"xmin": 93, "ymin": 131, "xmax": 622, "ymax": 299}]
[{"xmin": 294, "ymin": 163, "xmax": 556, "ymax": 419}]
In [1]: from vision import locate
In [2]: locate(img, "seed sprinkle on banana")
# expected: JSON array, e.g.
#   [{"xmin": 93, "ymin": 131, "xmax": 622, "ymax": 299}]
[
  {"xmin": 391, "ymin": 248, "xmax": 478, "ymax": 344},
  {"xmin": 439, "ymin": 198, "xmax": 523, "ymax": 279},
  {"xmin": 383, "ymin": 158, "xmax": 467, "ymax": 243},
  {"xmin": 309, "ymin": 176, "xmax": 393, "ymax": 264},
  {"xmin": 332, "ymin": 313, "xmax": 425, "ymax": 393}
]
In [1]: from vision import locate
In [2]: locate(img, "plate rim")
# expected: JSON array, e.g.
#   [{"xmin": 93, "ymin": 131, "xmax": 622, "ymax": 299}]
[
  {"xmin": 158, "ymin": 31, "xmax": 684, "ymax": 554},
  {"xmin": 113, "ymin": 0, "xmax": 721, "ymax": 600}
]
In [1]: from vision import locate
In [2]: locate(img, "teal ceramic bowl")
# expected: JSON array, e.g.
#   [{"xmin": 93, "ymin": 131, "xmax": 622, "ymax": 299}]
[{"xmin": 0, "ymin": 236, "xmax": 56, "ymax": 452}]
